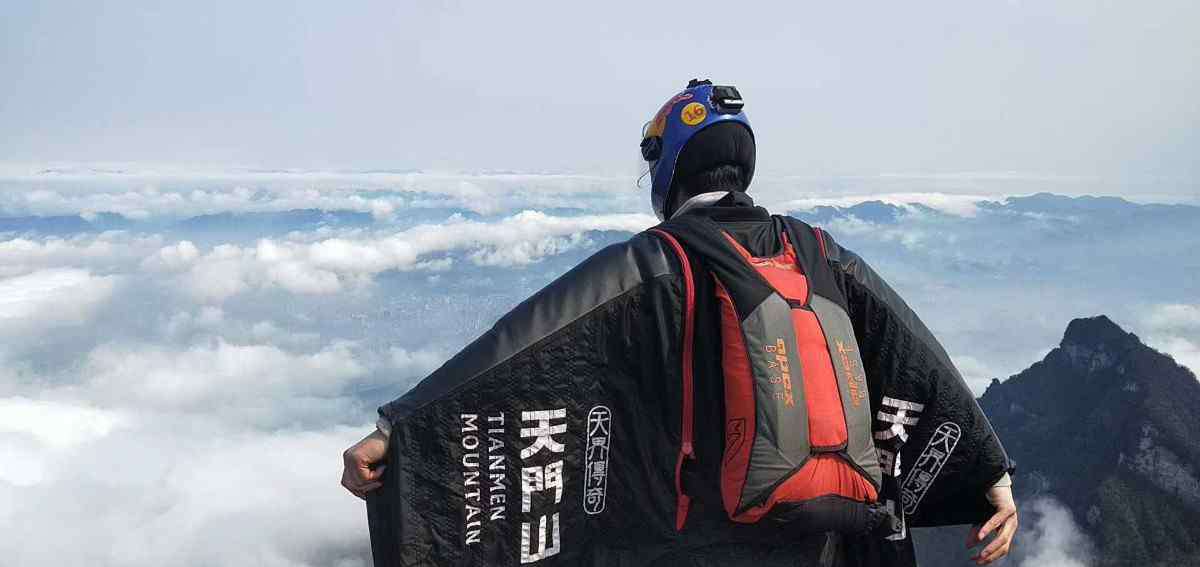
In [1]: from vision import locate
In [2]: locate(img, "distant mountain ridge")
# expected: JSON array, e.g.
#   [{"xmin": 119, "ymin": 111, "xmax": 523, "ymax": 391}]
[
  {"xmin": 791, "ymin": 192, "xmax": 1200, "ymax": 227},
  {"xmin": 916, "ymin": 315, "xmax": 1200, "ymax": 566}
]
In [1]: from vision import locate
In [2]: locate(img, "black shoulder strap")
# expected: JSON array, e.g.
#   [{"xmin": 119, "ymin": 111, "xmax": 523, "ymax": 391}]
[
  {"xmin": 653, "ymin": 214, "xmax": 773, "ymax": 322},
  {"xmin": 655, "ymin": 214, "xmax": 851, "ymax": 318}
]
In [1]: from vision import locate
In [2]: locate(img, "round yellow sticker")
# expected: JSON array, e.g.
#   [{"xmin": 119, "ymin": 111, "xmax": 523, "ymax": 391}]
[{"xmin": 680, "ymin": 102, "xmax": 707, "ymax": 126}]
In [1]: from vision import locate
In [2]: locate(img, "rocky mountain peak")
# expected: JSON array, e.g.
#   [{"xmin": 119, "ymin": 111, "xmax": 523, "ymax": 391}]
[
  {"xmin": 962, "ymin": 315, "xmax": 1200, "ymax": 566},
  {"xmin": 1061, "ymin": 314, "xmax": 1137, "ymax": 349},
  {"xmin": 1057, "ymin": 315, "xmax": 1142, "ymax": 373},
  {"xmin": 931, "ymin": 317, "xmax": 1200, "ymax": 564}
]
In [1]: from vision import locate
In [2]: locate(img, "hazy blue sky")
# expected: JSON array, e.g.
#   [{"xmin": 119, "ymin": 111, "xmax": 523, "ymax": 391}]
[{"xmin": 3, "ymin": 1, "xmax": 1198, "ymax": 182}]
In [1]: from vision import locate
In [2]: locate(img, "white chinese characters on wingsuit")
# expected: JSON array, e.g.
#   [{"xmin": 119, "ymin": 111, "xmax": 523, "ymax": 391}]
[
  {"xmin": 583, "ymin": 406, "xmax": 613, "ymax": 515},
  {"xmin": 520, "ymin": 409, "xmax": 567, "ymax": 563},
  {"xmin": 874, "ymin": 396, "xmax": 925, "ymax": 541}
]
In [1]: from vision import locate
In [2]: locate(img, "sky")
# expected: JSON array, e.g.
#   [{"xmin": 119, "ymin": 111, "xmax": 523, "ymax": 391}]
[{"xmin": 3, "ymin": 1, "xmax": 1200, "ymax": 185}]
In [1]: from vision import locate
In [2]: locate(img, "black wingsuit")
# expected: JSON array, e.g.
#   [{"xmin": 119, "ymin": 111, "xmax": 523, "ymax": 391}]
[{"xmin": 368, "ymin": 192, "xmax": 1014, "ymax": 566}]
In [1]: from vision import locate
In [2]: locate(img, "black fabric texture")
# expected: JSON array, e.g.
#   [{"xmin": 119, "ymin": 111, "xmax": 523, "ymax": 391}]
[
  {"xmin": 766, "ymin": 495, "xmax": 891, "ymax": 534},
  {"xmin": 655, "ymin": 213, "xmax": 775, "ymax": 323},
  {"xmin": 369, "ymin": 262, "xmax": 687, "ymax": 565},
  {"xmin": 378, "ymin": 232, "xmax": 675, "ymax": 422},
  {"xmin": 367, "ymin": 190, "xmax": 1009, "ymax": 566}
]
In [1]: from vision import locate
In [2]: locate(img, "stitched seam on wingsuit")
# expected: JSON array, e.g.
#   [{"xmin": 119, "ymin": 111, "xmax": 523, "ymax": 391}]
[
  {"xmin": 398, "ymin": 270, "xmax": 677, "ymax": 419},
  {"xmin": 813, "ymin": 226, "xmax": 829, "ymax": 259}
]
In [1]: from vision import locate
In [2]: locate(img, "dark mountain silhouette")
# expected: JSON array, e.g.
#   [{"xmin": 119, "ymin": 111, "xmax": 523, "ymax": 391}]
[{"xmin": 914, "ymin": 315, "xmax": 1200, "ymax": 566}]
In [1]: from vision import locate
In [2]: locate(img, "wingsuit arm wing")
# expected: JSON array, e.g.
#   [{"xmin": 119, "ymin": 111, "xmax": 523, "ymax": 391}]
[
  {"xmin": 376, "ymin": 232, "xmax": 677, "ymax": 425},
  {"xmin": 368, "ymin": 232, "xmax": 690, "ymax": 566},
  {"xmin": 818, "ymin": 229, "xmax": 1016, "ymax": 527}
]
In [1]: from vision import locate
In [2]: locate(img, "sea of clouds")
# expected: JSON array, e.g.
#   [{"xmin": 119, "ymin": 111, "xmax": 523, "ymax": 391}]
[{"xmin": 0, "ymin": 168, "xmax": 1195, "ymax": 565}]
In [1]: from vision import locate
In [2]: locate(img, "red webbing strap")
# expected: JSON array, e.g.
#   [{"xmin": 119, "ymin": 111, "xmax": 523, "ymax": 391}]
[
  {"xmin": 649, "ymin": 228, "xmax": 696, "ymax": 531},
  {"xmin": 812, "ymin": 226, "xmax": 829, "ymax": 259}
]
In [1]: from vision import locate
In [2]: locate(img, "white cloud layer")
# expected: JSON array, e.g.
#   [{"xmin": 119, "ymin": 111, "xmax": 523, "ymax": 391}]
[
  {"xmin": 0, "ymin": 397, "xmax": 126, "ymax": 451},
  {"xmin": 151, "ymin": 210, "xmax": 656, "ymax": 302},
  {"xmin": 0, "ymin": 268, "xmax": 116, "ymax": 324},
  {"xmin": 390, "ymin": 347, "xmax": 448, "ymax": 376},
  {"xmin": 83, "ymin": 339, "xmax": 366, "ymax": 410},
  {"xmin": 0, "ymin": 331, "xmax": 396, "ymax": 564},
  {"xmin": 1014, "ymin": 497, "xmax": 1096, "ymax": 567},
  {"xmin": 0, "ymin": 170, "xmax": 648, "ymax": 218},
  {"xmin": 0, "ymin": 421, "xmax": 372, "ymax": 567},
  {"xmin": 1139, "ymin": 303, "xmax": 1200, "ymax": 378},
  {"xmin": 0, "ymin": 233, "xmax": 161, "ymax": 277}
]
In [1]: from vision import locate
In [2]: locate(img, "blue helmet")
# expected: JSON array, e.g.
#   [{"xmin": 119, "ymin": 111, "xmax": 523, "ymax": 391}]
[{"xmin": 640, "ymin": 79, "xmax": 754, "ymax": 220}]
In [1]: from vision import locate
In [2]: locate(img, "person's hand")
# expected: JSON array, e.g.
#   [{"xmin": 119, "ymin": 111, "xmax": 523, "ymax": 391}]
[
  {"xmin": 967, "ymin": 484, "xmax": 1018, "ymax": 564},
  {"xmin": 341, "ymin": 429, "xmax": 388, "ymax": 500}
]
